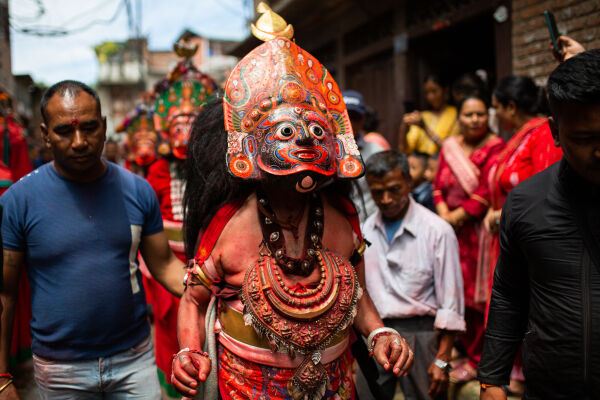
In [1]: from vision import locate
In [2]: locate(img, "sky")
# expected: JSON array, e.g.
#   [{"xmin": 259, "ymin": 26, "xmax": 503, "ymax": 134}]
[{"xmin": 10, "ymin": 0, "xmax": 251, "ymax": 85}]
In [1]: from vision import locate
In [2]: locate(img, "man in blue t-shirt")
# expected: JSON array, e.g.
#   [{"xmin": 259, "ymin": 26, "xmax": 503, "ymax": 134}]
[{"xmin": 0, "ymin": 80, "xmax": 186, "ymax": 399}]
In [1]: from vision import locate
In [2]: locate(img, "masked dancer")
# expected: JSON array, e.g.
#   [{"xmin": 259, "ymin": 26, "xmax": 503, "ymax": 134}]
[{"xmin": 172, "ymin": 4, "xmax": 413, "ymax": 399}]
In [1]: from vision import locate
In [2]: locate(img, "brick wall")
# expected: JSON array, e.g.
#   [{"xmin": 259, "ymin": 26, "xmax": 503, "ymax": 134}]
[
  {"xmin": 0, "ymin": 0, "xmax": 14, "ymax": 95},
  {"xmin": 512, "ymin": 0, "xmax": 600, "ymax": 85}
]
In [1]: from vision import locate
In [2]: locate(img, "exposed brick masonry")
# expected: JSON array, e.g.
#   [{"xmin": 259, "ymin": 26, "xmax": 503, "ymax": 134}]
[{"xmin": 512, "ymin": 0, "xmax": 600, "ymax": 85}]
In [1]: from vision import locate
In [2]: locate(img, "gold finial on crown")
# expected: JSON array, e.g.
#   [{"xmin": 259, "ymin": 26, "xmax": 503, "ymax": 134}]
[
  {"xmin": 251, "ymin": 2, "xmax": 294, "ymax": 42},
  {"xmin": 173, "ymin": 38, "xmax": 199, "ymax": 59}
]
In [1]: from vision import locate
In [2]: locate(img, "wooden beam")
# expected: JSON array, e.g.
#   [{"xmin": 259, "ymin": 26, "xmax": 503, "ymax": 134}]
[
  {"xmin": 407, "ymin": 0, "xmax": 497, "ymax": 39},
  {"xmin": 494, "ymin": 1, "xmax": 513, "ymax": 82},
  {"xmin": 343, "ymin": 37, "xmax": 393, "ymax": 67}
]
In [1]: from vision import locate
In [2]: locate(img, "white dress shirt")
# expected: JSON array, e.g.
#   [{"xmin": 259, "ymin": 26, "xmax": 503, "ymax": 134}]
[{"xmin": 362, "ymin": 197, "xmax": 466, "ymax": 332}]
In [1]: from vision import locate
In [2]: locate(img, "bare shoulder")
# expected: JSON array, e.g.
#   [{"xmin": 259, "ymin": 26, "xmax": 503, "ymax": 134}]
[
  {"xmin": 213, "ymin": 194, "xmax": 263, "ymax": 285},
  {"xmin": 321, "ymin": 193, "xmax": 355, "ymax": 258}
]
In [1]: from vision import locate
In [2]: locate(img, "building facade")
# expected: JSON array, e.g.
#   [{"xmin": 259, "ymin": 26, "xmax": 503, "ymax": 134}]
[
  {"xmin": 95, "ymin": 33, "xmax": 238, "ymax": 135},
  {"xmin": 512, "ymin": 0, "xmax": 600, "ymax": 85},
  {"xmin": 231, "ymin": 0, "xmax": 600, "ymax": 147},
  {"xmin": 0, "ymin": 0, "xmax": 14, "ymax": 96}
]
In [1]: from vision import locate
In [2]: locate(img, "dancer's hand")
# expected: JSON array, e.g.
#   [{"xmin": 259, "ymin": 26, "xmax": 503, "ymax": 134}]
[
  {"xmin": 171, "ymin": 350, "xmax": 211, "ymax": 397},
  {"xmin": 373, "ymin": 334, "xmax": 414, "ymax": 377}
]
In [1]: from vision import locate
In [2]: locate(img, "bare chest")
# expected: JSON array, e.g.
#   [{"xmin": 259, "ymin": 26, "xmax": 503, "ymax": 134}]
[{"xmin": 214, "ymin": 195, "xmax": 355, "ymax": 288}]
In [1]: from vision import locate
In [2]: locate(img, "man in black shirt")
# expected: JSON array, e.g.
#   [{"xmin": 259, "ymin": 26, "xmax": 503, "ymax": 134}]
[{"xmin": 478, "ymin": 50, "xmax": 600, "ymax": 399}]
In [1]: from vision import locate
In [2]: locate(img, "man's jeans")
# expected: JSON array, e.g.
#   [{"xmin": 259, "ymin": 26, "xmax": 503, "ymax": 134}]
[{"xmin": 32, "ymin": 335, "xmax": 161, "ymax": 399}]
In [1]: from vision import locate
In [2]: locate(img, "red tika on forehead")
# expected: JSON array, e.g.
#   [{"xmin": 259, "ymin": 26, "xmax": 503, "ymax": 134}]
[{"xmin": 70, "ymin": 118, "xmax": 79, "ymax": 126}]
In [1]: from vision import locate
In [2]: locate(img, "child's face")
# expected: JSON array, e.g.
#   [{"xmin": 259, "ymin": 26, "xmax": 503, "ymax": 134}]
[
  {"xmin": 424, "ymin": 157, "xmax": 438, "ymax": 184},
  {"xmin": 408, "ymin": 155, "xmax": 426, "ymax": 187}
]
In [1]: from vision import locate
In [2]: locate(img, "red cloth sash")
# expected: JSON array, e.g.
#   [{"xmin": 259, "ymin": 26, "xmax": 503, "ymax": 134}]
[{"xmin": 194, "ymin": 198, "xmax": 247, "ymax": 263}]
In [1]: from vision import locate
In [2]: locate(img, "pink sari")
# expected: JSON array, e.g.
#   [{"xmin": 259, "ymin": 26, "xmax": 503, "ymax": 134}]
[
  {"xmin": 433, "ymin": 135, "xmax": 505, "ymax": 309},
  {"xmin": 434, "ymin": 134, "xmax": 504, "ymax": 368}
]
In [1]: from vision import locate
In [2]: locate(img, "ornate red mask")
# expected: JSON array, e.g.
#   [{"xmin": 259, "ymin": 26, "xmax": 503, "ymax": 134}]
[
  {"xmin": 224, "ymin": 36, "xmax": 364, "ymax": 189},
  {"xmin": 154, "ymin": 65, "xmax": 218, "ymax": 160},
  {"xmin": 117, "ymin": 106, "xmax": 157, "ymax": 167}
]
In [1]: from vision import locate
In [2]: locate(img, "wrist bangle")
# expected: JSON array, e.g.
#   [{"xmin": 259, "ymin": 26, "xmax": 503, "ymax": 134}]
[
  {"xmin": 0, "ymin": 373, "xmax": 12, "ymax": 379},
  {"xmin": 367, "ymin": 327, "xmax": 400, "ymax": 354},
  {"xmin": 173, "ymin": 347, "xmax": 209, "ymax": 361},
  {"xmin": 0, "ymin": 379, "xmax": 13, "ymax": 393}
]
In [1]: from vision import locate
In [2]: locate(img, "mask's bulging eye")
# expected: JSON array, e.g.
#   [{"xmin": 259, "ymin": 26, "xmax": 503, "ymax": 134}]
[
  {"xmin": 276, "ymin": 123, "xmax": 296, "ymax": 140},
  {"xmin": 309, "ymin": 124, "xmax": 324, "ymax": 139}
]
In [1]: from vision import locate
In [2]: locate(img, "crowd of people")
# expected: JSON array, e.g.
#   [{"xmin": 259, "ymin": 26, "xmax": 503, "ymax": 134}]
[{"xmin": 0, "ymin": 4, "xmax": 598, "ymax": 399}]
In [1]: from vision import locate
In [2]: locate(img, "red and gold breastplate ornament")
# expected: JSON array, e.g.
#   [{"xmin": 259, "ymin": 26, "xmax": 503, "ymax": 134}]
[{"xmin": 241, "ymin": 249, "xmax": 361, "ymax": 400}]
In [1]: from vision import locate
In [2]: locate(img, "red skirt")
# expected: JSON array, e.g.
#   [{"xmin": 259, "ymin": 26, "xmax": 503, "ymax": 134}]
[{"xmin": 218, "ymin": 344, "xmax": 355, "ymax": 400}]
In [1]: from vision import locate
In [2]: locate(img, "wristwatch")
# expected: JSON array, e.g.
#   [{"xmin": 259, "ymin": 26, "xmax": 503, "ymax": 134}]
[{"xmin": 433, "ymin": 358, "xmax": 451, "ymax": 373}]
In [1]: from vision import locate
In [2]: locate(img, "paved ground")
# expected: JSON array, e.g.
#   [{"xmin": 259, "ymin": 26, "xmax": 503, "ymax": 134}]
[
  {"xmin": 14, "ymin": 358, "xmax": 521, "ymax": 400},
  {"xmin": 16, "ymin": 364, "xmax": 521, "ymax": 400}
]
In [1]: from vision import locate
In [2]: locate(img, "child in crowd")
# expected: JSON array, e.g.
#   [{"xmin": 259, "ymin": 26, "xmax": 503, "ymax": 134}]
[{"xmin": 408, "ymin": 152, "xmax": 435, "ymax": 212}]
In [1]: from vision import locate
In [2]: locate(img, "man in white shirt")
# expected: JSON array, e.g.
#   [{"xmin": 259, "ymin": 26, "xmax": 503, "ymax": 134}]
[{"xmin": 362, "ymin": 150, "xmax": 465, "ymax": 400}]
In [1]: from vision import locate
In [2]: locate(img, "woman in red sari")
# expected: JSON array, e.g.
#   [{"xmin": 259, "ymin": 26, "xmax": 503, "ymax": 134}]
[
  {"xmin": 433, "ymin": 95, "xmax": 505, "ymax": 382},
  {"xmin": 484, "ymin": 76, "xmax": 563, "ymax": 285}
]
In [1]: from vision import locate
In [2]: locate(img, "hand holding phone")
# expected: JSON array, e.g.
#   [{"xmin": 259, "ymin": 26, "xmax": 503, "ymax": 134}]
[{"xmin": 554, "ymin": 36, "xmax": 586, "ymax": 62}]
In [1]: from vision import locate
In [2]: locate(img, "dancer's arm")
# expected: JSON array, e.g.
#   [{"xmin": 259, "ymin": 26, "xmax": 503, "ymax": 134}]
[{"xmin": 172, "ymin": 282, "xmax": 212, "ymax": 398}]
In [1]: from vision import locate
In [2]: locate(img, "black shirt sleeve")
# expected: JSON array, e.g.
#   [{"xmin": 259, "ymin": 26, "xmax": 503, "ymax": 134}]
[{"xmin": 478, "ymin": 192, "xmax": 530, "ymax": 385}]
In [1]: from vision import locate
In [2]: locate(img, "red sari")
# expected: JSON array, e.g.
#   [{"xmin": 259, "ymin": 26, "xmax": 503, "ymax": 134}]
[
  {"xmin": 1, "ymin": 116, "xmax": 34, "ymax": 368},
  {"xmin": 486, "ymin": 118, "xmax": 562, "ymax": 303},
  {"xmin": 433, "ymin": 134, "xmax": 505, "ymax": 368}
]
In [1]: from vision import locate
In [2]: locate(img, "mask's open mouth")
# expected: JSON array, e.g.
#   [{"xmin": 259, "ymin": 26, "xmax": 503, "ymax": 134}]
[{"xmin": 291, "ymin": 148, "xmax": 319, "ymax": 162}]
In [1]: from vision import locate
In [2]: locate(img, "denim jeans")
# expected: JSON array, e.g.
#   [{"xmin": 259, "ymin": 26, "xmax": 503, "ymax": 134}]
[{"xmin": 32, "ymin": 335, "xmax": 161, "ymax": 399}]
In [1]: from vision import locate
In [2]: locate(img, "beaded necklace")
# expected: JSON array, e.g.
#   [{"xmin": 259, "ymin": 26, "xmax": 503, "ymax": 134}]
[{"xmin": 256, "ymin": 190, "xmax": 323, "ymax": 277}]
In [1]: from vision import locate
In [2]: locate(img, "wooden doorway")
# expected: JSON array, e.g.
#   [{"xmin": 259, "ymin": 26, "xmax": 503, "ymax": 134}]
[{"xmin": 345, "ymin": 52, "xmax": 395, "ymax": 142}]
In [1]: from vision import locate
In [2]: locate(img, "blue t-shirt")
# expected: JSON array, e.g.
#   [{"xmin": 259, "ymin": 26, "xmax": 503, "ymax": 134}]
[
  {"xmin": 0, "ymin": 162, "xmax": 163, "ymax": 360},
  {"xmin": 383, "ymin": 219, "xmax": 403, "ymax": 244}
]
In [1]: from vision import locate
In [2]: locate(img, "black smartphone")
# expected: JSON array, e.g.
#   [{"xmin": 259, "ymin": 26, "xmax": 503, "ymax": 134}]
[{"xmin": 544, "ymin": 11, "xmax": 562, "ymax": 55}]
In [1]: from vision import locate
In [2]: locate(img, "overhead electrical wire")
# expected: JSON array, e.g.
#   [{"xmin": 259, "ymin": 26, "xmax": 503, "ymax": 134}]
[
  {"xmin": 9, "ymin": 0, "xmax": 126, "ymax": 37},
  {"xmin": 9, "ymin": 0, "xmax": 45, "ymax": 22}
]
